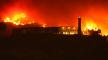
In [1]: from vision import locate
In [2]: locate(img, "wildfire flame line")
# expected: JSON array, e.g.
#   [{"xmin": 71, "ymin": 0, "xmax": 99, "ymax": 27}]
[
  {"xmin": 2, "ymin": 12, "xmax": 108, "ymax": 36},
  {"xmin": 4, "ymin": 13, "xmax": 35, "ymax": 25}
]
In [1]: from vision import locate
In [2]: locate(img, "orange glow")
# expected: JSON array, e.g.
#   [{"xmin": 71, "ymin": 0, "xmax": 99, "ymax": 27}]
[
  {"xmin": 82, "ymin": 19, "xmax": 108, "ymax": 36},
  {"xmin": 12, "ymin": 13, "xmax": 26, "ymax": 21},
  {"xmin": 60, "ymin": 27, "xmax": 77, "ymax": 35},
  {"xmin": 42, "ymin": 24, "xmax": 47, "ymax": 28},
  {"xmin": 84, "ymin": 21, "xmax": 98, "ymax": 31},
  {"xmin": 3, "ymin": 12, "xmax": 36, "ymax": 26}
]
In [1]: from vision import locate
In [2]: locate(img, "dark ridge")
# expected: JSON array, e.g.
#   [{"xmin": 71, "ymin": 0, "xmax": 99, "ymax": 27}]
[{"xmin": 0, "ymin": 27, "xmax": 108, "ymax": 60}]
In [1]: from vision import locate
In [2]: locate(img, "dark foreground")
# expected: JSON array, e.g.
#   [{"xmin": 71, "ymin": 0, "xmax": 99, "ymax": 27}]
[{"xmin": 0, "ymin": 34, "xmax": 108, "ymax": 60}]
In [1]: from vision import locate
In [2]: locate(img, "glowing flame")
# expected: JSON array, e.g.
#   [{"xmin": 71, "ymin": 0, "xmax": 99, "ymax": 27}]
[
  {"xmin": 42, "ymin": 24, "xmax": 47, "ymax": 28},
  {"xmin": 3, "ymin": 11, "xmax": 108, "ymax": 36},
  {"xmin": 83, "ymin": 20, "xmax": 108, "ymax": 36},
  {"xmin": 4, "ymin": 12, "xmax": 36, "ymax": 25},
  {"xmin": 60, "ymin": 27, "xmax": 77, "ymax": 35},
  {"xmin": 84, "ymin": 21, "xmax": 98, "ymax": 31},
  {"xmin": 12, "ymin": 13, "xmax": 26, "ymax": 21}
]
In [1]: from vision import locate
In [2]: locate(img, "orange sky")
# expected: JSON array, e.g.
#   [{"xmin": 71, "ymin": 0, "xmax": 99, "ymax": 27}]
[{"xmin": 0, "ymin": 0, "xmax": 108, "ymax": 35}]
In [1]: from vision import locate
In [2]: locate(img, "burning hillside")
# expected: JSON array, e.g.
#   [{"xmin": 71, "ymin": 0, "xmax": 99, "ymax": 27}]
[
  {"xmin": 1, "ymin": 11, "xmax": 108, "ymax": 36},
  {"xmin": 4, "ymin": 12, "xmax": 35, "ymax": 25}
]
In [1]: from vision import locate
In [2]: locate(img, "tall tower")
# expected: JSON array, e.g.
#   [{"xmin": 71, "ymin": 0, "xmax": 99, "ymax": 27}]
[{"xmin": 78, "ymin": 16, "xmax": 82, "ymax": 35}]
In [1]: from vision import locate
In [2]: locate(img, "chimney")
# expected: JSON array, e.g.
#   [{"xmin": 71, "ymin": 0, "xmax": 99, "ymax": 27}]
[{"xmin": 78, "ymin": 16, "xmax": 82, "ymax": 35}]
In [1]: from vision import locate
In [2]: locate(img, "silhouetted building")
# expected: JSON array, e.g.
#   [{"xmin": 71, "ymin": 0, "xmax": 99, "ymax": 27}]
[
  {"xmin": 77, "ymin": 16, "xmax": 82, "ymax": 35},
  {"xmin": 88, "ymin": 29, "xmax": 101, "ymax": 36},
  {"xmin": 12, "ymin": 27, "xmax": 61, "ymax": 35}
]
